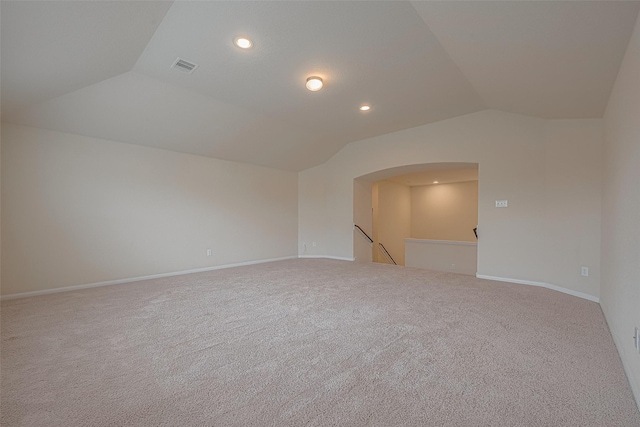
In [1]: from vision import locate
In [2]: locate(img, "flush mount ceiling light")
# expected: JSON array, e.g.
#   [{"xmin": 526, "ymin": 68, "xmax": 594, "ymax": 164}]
[
  {"xmin": 306, "ymin": 76, "xmax": 323, "ymax": 91},
  {"xmin": 359, "ymin": 104, "xmax": 371, "ymax": 111},
  {"xmin": 234, "ymin": 37, "xmax": 253, "ymax": 49}
]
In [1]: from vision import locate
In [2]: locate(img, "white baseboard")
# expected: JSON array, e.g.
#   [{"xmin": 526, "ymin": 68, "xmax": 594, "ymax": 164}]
[
  {"xmin": 298, "ymin": 255, "xmax": 356, "ymax": 262},
  {"xmin": 476, "ymin": 274, "xmax": 600, "ymax": 303},
  {"xmin": 0, "ymin": 256, "xmax": 298, "ymax": 301}
]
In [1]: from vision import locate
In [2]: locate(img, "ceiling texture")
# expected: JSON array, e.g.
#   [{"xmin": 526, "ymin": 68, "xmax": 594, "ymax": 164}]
[{"xmin": 2, "ymin": 1, "xmax": 639, "ymax": 171}]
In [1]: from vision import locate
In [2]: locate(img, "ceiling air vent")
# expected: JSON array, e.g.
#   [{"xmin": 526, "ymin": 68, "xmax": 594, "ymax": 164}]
[{"xmin": 171, "ymin": 57, "xmax": 198, "ymax": 74}]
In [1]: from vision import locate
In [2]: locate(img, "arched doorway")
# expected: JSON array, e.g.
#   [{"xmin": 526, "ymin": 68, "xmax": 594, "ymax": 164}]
[{"xmin": 354, "ymin": 162, "xmax": 478, "ymax": 275}]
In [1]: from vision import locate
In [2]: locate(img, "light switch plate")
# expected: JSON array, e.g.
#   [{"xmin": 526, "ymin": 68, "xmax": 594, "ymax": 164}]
[{"xmin": 495, "ymin": 200, "xmax": 508, "ymax": 208}]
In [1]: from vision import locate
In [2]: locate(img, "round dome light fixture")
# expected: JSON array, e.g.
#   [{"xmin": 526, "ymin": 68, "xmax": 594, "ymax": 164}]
[
  {"xmin": 234, "ymin": 37, "xmax": 253, "ymax": 49},
  {"xmin": 306, "ymin": 76, "xmax": 323, "ymax": 91},
  {"xmin": 359, "ymin": 104, "xmax": 371, "ymax": 111}
]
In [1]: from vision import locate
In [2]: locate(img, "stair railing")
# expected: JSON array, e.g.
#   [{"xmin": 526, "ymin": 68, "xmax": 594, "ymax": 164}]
[
  {"xmin": 378, "ymin": 243, "xmax": 397, "ymax": 265},
  {"xmin": 354, "ymin": 224, "xmax": 373, "ymax": 245}
]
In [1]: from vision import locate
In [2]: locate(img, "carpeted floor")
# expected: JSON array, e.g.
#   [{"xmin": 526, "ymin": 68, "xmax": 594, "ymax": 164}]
[{"xmin": 1, "ymin": 259, "xmax": 639, "ymax": 426}]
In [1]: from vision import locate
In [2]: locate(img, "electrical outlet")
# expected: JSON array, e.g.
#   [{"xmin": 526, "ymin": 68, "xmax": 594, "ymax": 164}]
[
  {"xmin": 495, "ymin": 200, "xmax": 508, "ymax": 208},
  {"xmin": 206, "ymin": 249, "xmax": 212, "ymax": 256},
  {"xmin": 581, "ymin": 266, "xmax": 589, "ymax": 277},
  {"xmin": 450, "ymin": 263, "xmax": 456, "ymax": 270}
]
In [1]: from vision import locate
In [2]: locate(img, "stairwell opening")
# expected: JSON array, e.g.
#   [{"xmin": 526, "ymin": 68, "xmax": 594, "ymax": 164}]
[{"xmin": 354, "ymin": 162, "xmax": 479, "ymax": 275}]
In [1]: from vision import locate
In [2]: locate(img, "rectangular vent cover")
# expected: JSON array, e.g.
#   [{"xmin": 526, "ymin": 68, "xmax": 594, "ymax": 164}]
[{"xmin": 171, "ymin": 58, "xmax": 198, "ymax": 74}]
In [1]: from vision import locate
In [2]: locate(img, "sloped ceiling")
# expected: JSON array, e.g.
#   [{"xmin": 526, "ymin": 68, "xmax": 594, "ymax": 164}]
[{"xmin": 2, "ymin": 1, "xmax": 639, "ymax": 171}]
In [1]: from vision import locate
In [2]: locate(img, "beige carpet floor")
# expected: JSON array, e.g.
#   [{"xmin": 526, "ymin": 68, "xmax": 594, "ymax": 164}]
[{"xmin": 1, "ymin": 259, "xmax": 639, "ymax": 426}]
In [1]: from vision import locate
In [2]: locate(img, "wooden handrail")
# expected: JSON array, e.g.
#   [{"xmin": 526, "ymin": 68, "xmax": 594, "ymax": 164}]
[
  {"xmin": 354, "ymin": 224, "xmax": 373, "ymax": 243},
  {"xmin": 378, "ymin": 243, "xmax": 397, "ymax": 265}
]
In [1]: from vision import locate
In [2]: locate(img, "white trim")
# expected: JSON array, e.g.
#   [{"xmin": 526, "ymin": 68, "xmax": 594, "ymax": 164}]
[
  {"xmin": 405, "ymin": 238, "xmax": 477, "ymax": 247},
  {"xmin": 476, "ymin": 274, "xmax": 599, "ymax": 303},
  {"xmin": 0, "ymin": 256, "xmax": 298, "ymax": 301},
  {"xmin": 298, "ymin": 255, "xmax": 356, "ymax": 262}
]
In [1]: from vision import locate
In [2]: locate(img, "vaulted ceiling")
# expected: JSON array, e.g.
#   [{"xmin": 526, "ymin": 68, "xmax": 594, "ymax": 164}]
[{"xmin": 2, "ymin": 1, "xmax": 639, "ymax": 171}]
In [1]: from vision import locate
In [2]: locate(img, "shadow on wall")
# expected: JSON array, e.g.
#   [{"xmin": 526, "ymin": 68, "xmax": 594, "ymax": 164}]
[{"xmin": 353, "ymin": 162, "xmax": 478, "ymax": 274}]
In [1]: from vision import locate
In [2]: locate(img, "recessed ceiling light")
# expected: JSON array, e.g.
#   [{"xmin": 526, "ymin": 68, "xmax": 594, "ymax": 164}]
[
  {"xmin": 359, "ymin": 105, "xmax": 371, "ymax": 111},
  {"xmin": 433, "ymin": 181, "xmax": 439, "ymax": 184},
  {"xmin": 306, "ymin": 76, "xmax": 323, "ymax": 91},
  {"xmin": 234, "ymin": 37, "xmax": 252, "ymax": 49}
]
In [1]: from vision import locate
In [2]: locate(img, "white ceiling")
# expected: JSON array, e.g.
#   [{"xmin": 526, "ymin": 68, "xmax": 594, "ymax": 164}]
[
  {"xmin": 357, "ymin": 162, "xmax": 478, "ymax": 186},
  {"xmin": 2, "ymin": 1, "xmax": 639, "ymax": 171},
  {"xmin": 387, "ymin": 167, "xmax": 478, "ymax": 187},
  {"xmin": 412, "ymin": 1, "xmax": 639, "ymax": 118},
  {"xmin": 0, "ymin": 1, "xmax": 172, "ymax": 113}
]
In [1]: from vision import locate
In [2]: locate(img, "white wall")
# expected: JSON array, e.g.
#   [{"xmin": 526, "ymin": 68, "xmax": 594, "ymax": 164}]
[
  {"xmin": 602, "ymin": 11, "xmax": 640, "ymax": 407},
  {"xmin": 353, "ymin": 178, "xmax": 373, "ymax": 263},
  {"xmin": 405, "ymin": 239, "xmax": 477, "ymax": 275},
  {"xmin": 411, "ymin": 181, "xmax": 478, "ymax": 242},
  {"xmin": 299, "ymin": 110, "xmax": 603, "ymax": 299},
  {"xmin": 373, "ymin": 180, "xmax": 411, "ymax": 265},
  {"xmin": 1, "ymin": 123, "xmax": 298, "ymax": 296},
  {"xmin": 543, "ymin": 120, "xmax": 603, "ymax": 299},
  {"xmin": 0, "ymin": 123, "xmax": 2, "ymax": 293}
]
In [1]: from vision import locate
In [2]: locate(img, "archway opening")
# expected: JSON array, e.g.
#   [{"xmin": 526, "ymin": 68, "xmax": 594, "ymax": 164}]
[{"xmin": 354, "ymin": 162, "xmax": 478, "ymax": 275}]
